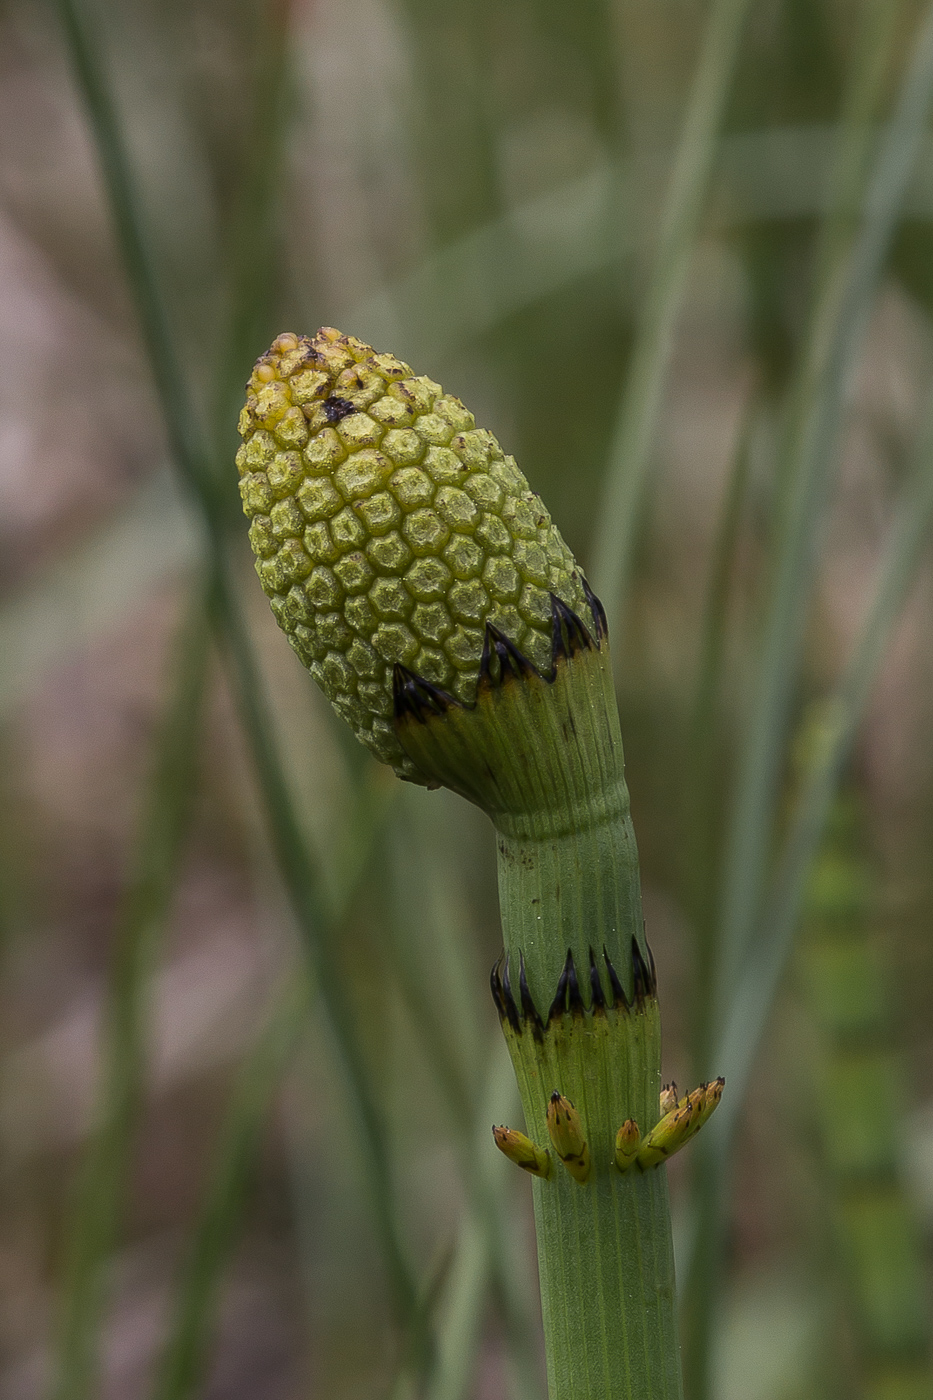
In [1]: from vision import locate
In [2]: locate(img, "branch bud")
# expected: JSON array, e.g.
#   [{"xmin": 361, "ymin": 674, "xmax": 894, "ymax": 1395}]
[
  {"xmin": 547, "ymin": 1092, "xmax": 591, "ymax": 1183},
  {"xmin": 614, "ymin": 1118, "xmax": 641, "ymax": 1173},
  {"xmin": 492, "ymin": 1125, "xmax": 551, "ymax": 1178}
]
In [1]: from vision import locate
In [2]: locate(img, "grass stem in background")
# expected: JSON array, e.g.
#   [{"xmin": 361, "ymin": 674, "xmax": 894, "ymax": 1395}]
[
  {"xmin": 55, "ymin": 0, "xmax": 429, "ymax": 1366},
  {"xmin": 211, "ymin": 0, "xmax": 294, "ymax": 461},
  {"xmin": 683, "ymin": 7, "xmax": 933, "ymax": 1390},
  {"xmin": 683, "ymin": 396, "xmax": 756, "ymax": 1078},
  {"xmin": 712, "ymin": 0, "xmax": 910, "ymax": 1017},
  {"xmin": 425, "ymin": 1037, "xmax": 541, "ymax": 1400},
  {"xmin": 49, "ymin": 591, "xmax": 210, "ymax": 1400},
  {"xmin": 682, "ymin": 330, "xmax": 933, "ymax": 1395},
  {"xmin": 386, "ymin": 798, "xmax": 542, "ymax": 1400},
  {"xmin": 797, "ymin": 782, "xmax": 933, "ymax": 1399},
  {"xmin": 592, "ymin": 0, "xmax": 753, "ymax": 638},
  {"xmin": 152, "ymin": 766, "xmax": 399, "ymax": 1400},
  {"xmin": 150, "ymin": 973, "xmax": 313, "ymax": 1400}
]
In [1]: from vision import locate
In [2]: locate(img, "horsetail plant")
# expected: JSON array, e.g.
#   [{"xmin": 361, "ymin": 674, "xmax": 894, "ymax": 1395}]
[{"xmin": 237, "ymin": 327, "xmax": 725, "ymax": 1400}]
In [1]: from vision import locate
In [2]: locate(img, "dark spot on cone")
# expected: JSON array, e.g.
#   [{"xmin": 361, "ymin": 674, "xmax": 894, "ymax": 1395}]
[{"xmin": 323, "ymin": 395, "xmax": 357, "ymax": 423}]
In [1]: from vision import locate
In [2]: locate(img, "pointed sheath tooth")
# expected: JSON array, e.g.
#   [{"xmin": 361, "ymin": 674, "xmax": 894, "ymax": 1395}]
[
  {"xmin": 392, "ymin": 664, "xmax": 454, "ymax": 722},
  {"xmin": 492, "ymin": 625, "xmax": 538, "ymax": 683},
  {"xmin": 581, "ymin": 577, "xmax": 608, "ymax": 643},
  {"xmin": 615, "ymin": 1119, "xmax": 641, "ymax": 1172},
  {"xmin": 603, "ymin": 946, "xmax": 629, "ymax": 1011},
  {"xmin": 565, "ymin": 952, "xmax": 585, "ymax": 1015},
  {"xmin": 547, "ymin": 951, "xmax": 574, "ymax": 1023},
  {"xmin": 493, "ymin": 1125, "xmax": 551, "ymax": 1178},
  {"xmin": 549, "ymin": 592, "xmax": 593, "ymax": 665},
  {"xmin": 546, "ymin": 1092, "xmax": 591, "ymax": 1183},
  {"xmin": 660, "ymin": 1083, "xmax": 679, "ymax": 1115},
  {"xmin": 500, "ymin": 953, "xmax": 521, "ymax": 1032},
  {"xmin": 631, "ymin": 936, "xmax": 657, "ymax": 1001},
  {"xmin": 588, "ymin": 947, "xmax": 606, "ymax": 1011},
  {"xmin": 490, "ymin": 954, "xmax": 508, "ymax": 1022},
  {"xmin": 518, "ymin": 952, "xmax": 544, "ymax": 1036},
  {"xmin": 490, "ymin": 952, "xmax": 520, "ymax": 1031}
]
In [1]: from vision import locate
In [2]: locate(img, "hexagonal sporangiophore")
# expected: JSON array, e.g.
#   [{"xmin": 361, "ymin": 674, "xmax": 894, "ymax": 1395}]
[{"xmin": 237, "ymin": 328, "xmax": 589, "ymax": 780}]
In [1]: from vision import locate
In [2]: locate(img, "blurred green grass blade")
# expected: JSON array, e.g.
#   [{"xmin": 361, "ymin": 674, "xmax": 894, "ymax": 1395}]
[
  {"xmin": 386, "ymin": 794, "xmax": 483, "ymax": 1116},
  {"xmin": 428, "ymin": 1213, "xmax": 488, "ymax": 1400},
  {"xmin": 421, "ymin": 1036, "xmax": 540, "ymax": 1400},
  {"xmin": 681, "ymin": 355, "xmax": 933, "ymax": 1325},
  {"xmin": 152, "ymin": 774, "xmax": 401, "ymax": 1400},
  {"xmin": 48, "ymin": 589, "xmax": 210, "ymax": 1400},
  {"xmin": 683, "ymin": 399, "xmax": 756, "ymax": 1074},
  {"xmin": 685, "ymin": 5, "xmax": 933, "ymax": 1391},
  {"xmin": 462, "ymin": 1042, "xmax": 543, "ymax": 1400},
  {"xmin": 348, "ymin": 163, "xmax": 624, "ymax": 364},
  {"xmin": 444, "ymin": 1117, "xmax": 543, "ymax": 1400},
  {"xmin": 211, "ymin": 601, "xmax": 427, "ymax": 1349},
  {"xmin": 212, "ymin": 0, "xmax": 293, "ymax": 452},
  {"xmin": 717, "ymin": 380, "xmax": 933, "ymax": 1136},
  {"xmin": 150, "ymin": 973, "xmax": 312, "ymax": 1400},
  {"xmin": 55, "ymin": 0, "xmax": 427, "ymax": 1351},
  {"xmin": 350, "ymin": 126, "xmax": 933, "ymax": 370},
  {"xmin": 53, "ymin": 0, "xmax": 215, "ymax": 511},
  {"xmin": 715, "ymin": 0, "xmax": 928, "ymax": 1010},
  {"xmin": 385, "ymin": 798, "xmax": 541, "ymax": 1400},
  {"xmin": 591, "ymin": 0, "xmax": 753, "ymax": 636}
]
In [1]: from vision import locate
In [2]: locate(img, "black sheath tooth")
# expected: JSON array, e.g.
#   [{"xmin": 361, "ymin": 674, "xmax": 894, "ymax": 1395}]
[
  {"xmin": 603, "ymin": 946, "xmax": 630, "ymax": 1011},
  {"xmin": 581, "ymin": 577, "xmax": 608, "ymax": 644},
  {"xmin": 392, "ymin": 664, "xmax": 457, "ymax": 722},
  {"xmin": 547, "ymin": 951, "xmax": 573, "ymax": 1023},
  {"xmin": 490, "ymin": 954, "xmax": 507, "ymax": 1021},
  {"xmin": 566, "ymin": 951, "xmax": 585, "ymax": 1015},
  {"xmin": 631, "ymin": 936, "xmax": 657, "ymax": 1002},
  {"xmin": 519, "ymin": 952, "xmax": 544, "ymax": 1037},
  {"xmin": 478, "ymin": 623, "xmax": 539, "ymax": 690},
  {"xmin": 588, "ymin": 946, "xmax": 606, "ymax": 1011},
  {"xmin": 495, "ymin": 625, "xmax": 538, "ymax": 683},
  {"xmin": 549, "ymin": 593, "xmax": 593, "ymax": 664},
  {"xmin": 500, "ymin": 952, "xmax": 521, "ymax": 1031}
]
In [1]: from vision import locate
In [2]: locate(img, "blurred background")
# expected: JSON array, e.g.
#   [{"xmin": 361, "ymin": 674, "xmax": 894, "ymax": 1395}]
[{"xmin": 1, "ymin": 0, "xmax": 933, "ymax": 1397}]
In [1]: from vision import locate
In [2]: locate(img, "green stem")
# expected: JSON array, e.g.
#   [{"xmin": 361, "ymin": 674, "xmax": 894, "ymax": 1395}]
[
  {"xmin": 398, "ymin": 614, "xmax": 684, "ymax": 1399},
  {"xmin": 489, "ymin": 646, "xmax": 680, "ymax": 1400},
  {"xmin": 504, "ymin": 1003, "xmax": 678, "ymax": 1400}
]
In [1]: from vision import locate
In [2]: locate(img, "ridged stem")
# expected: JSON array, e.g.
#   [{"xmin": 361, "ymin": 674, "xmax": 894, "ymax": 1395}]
[
  {"xmin": 503, "ymin": 1001, "xmax": 679, "ymax": 1400},
  {"xmin": 485, "ymin": 638, "xmax": 681, "ymax": 1400},
  {"xmin": 491, "ymin": 642, "xmax": 643, "ymax": 1014},
  {"xmin": 397, "ymin": 610, "xmax": 683, "ymax": 1399}
]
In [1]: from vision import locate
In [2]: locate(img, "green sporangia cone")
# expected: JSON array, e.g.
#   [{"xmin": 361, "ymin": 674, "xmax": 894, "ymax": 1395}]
[
  {"xmin": 237, "ymin": 328, "xmax": 587, "ymax": 782},
  {"xmin": 239, "ymin": 330, "xmax": 721, "ymax": 1400}
]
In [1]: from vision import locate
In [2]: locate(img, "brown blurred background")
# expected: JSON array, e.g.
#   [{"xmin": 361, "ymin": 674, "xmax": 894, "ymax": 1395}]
[{"xmin": 1, "ymin": 1, "xmax": 933, "ymax": 1397}]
